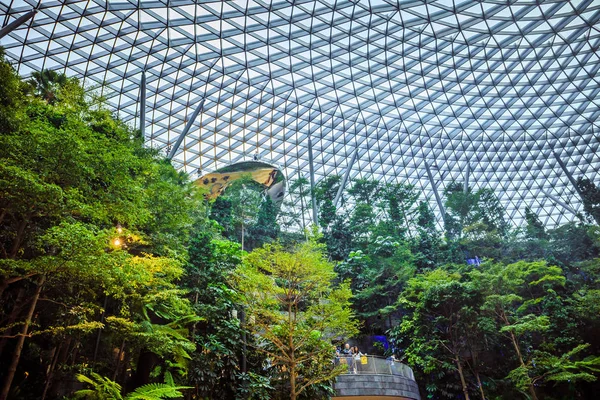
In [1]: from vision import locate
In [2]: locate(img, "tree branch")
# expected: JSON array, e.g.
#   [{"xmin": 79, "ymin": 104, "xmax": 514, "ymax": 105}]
[
  {"xmin": 0, "ymin": 333, "xmax": 33, "ymax": 339},
  {"xmin": 38, "ymin": 298, "xmax": 69, "ymax": 308}
]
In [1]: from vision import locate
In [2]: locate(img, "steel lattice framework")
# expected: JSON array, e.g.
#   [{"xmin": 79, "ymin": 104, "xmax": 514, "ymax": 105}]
[{"xmin": 1, "ymin": 0, "xmax": 600, "ymax": 228}]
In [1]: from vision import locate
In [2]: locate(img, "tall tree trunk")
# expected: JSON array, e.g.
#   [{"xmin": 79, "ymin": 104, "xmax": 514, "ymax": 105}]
[
  {"xmin": 93, "ymin": 296, "xmax": 109, "ymax": 362},
  {"xmin": 129, "ymin": 350, "xmax": 159, "ymax": 391},
  {"xmin": 289, "ymin": 300, "xmax": 296, "ymax": 400},
  {"xmin": 526, "ymin": 382, "xmax": 538, "ymax": 400},
  {"xmin": 57, "ymin": 337, "xmax": 72, "ymax": 365},
  {"xmin": 298, "ymin": 175, "xmax": 307, "ymax": 233},
  {"xmin": 507, "ymin": 329, "xmax": 538, "ymax": 400},
  {"xmin": 290, "ymin": 363, "xmax": 296, "ymax": 400},
  {"xmin": 508, "ymin": 330, "xmax": 525, "ymax": 366},
  {"xmin": 0, "ymin": 288, "xmax": 26, "ymax": 357},
  {"xmin": 467, "ymin": 339, "xmax": 486, "ymax": 400},
  {"xmin": 113, "ymin": 339, "xmax": 126, "ymax": 381},
  {"xmin": 70, "ymin": 340, "xmax": 80, "ymax": 366},
  {"xmin": 0, "ymin": 209, "xmax": 7, "ymax": 226},
  {"xmin": 0, "ymin": 275, "xmax": 45, "ymax": 400},
  {"xmin": 191, "ymin": 292, "xmax": 199, "ymax": 338},
  {"xmin": 474, "ymin": 370, "xmax": 486, "ymax": 400},
  {"xmin": 41, "ymin": 343, "xmax": 62, "ymax": 400},
  {"xmin": 9, "ymin": 219, "xmax": 28, "ymax": 259},
  {"xmin": 120, "ymin": 350, "xmax": 132, "ymax": 386},
  {"xmin": 455, "ymin": 355, "xmax": 471, "ymax": 400}
]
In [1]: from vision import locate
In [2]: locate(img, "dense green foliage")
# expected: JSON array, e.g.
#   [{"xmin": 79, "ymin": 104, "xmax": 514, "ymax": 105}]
[
  {"xmin": 210, "ymin": 178, "xmax": 280, "ymax": 252},
  {"xmin": 232, "ymin": 239, "xmax": 358, "ymax": 400},
  {"xmin": 308, "ymin": 174, "xmax": 600, "ymax": 400},
  {"xmin": 2, "ymin": 52, "xmax": 600, "ymax": 400},
  {"xmin": 0, "ymin": 54, "xmax": 205, "ymax": 400},
  {"xmin": 0, "ymin": 56, "xmax": 348, "ymax": 400}
]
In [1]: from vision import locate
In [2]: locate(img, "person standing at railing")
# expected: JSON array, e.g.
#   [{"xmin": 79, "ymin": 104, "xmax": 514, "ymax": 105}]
[
  {"xmin": 340, "ymin": 343, "xmax": 353, "ymax": 372},
  {"xmin": 340, "ymin": 343, "xmax": 352, "ymax": 355},
  {"xmin": 351, "ymin": 346, "xmax": 365, "ymax": 374}
]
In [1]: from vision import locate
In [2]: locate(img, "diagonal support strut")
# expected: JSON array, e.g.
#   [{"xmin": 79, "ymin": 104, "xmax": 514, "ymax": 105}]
[
  {"xmin": 0, "ymin": 9, "xmax": 37, "ymax": 40},
  {"xmin": 167, "ymin": 98, "xmax": 205, "ymax": 160},
  {"xmin": 307, "ymin": 137, "xmax": 319, "ymax": 226},
  {"xmin": 334, "ymin": 147, "xmax": 360, "ymax": 208},
  {"xmin": 140, "ymin": 71, "xmax": 146, "ymax": 141},
  {"xmin": 424, "ymin": 160, "xmax": 446, "ymax": 221},
  {"xmin": 464, "ymin": 163, "xmax": 470, "ymax": 194},
  {"xmin": 553, "ymin": 150, "xmax": 584, "ymax": 199},
  {"xmin": 540, "ymin": 189, "xmax": 578, "ymax": 216}
]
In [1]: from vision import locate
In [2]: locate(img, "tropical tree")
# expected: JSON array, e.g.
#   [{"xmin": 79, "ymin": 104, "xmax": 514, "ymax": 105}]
[
  {"xmin": 473, "ymin": 261, "xmax": 566, "ymax": 400},
  {"xmin": 27, "ymin": 69, "xmax": 69, "ymax": 104},
  {"xmin": 443, "ymin": 183, "xmax": 508, "ymax": 260},
  {"xmin": 182, "ymin": 232, "xmax": 247, "ymax": 398},
  {"xmin": 246, "ymin": 196, "xmax": 280, "ymax": 250},
  {"xmin": 375, "ymin": 183, "xmax": 420, "ymax": 240},
  {"xmin": 577, "ymin": 177, "xmax": 600, "ymax": 226},
  {"xmin": 336, "ymin": 237, "xmax": 415, "ymax": 332},
  {"xmin": 412, "ymin": 200, "xmax": 443, "ymax": 270},
  {"xmin": 0, "ymin": 48, "xmax": 28, "ymax": 135},
  {"xmin": 209, "ymin": 177, "xmax": 263, "ymax": 251},
  {"xmin": 231, "ymin": 239, "xmax": 359, "ymax": 400},
  {"xmin": 0, "ymin": 54, "xmax": 205, "ymax": 399},
  {"xmin": 393, "ymin": 267, "xmax": 484, "ymax": 400},
  {"xmin": 279, "ymin": 176, "xmax": 311, "ymax": 233}
]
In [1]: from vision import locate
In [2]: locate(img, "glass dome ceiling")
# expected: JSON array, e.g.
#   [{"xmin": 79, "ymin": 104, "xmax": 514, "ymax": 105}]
[{"xmin": 1, "ymin": 0, "xmax": 599, "ymax": 228}]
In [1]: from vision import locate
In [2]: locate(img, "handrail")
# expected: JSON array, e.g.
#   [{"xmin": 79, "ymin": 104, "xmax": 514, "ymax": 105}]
[{"xmin": 335, "ymin": 355, "xmax": 415, "ymax": 380}]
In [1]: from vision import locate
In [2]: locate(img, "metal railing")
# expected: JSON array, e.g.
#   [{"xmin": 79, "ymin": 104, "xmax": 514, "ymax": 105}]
[{"xmin": 335, "ymin": 355, "xmax": 415, "ymax": 380}]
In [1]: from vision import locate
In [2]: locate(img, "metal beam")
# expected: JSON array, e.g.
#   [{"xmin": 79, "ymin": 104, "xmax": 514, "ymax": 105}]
[
  {"xmin": 0, "ymin": 9, "xmax": 37, "ymax": 40},
  {"xmin": 553, "ymin": 150, "xmax": 584, "ymax": 198},
  {"xmin": 424, "ymin": 160, "xmax": 446, "ymax": 221},
  {"xmin": 140, "ymin": 71, "xmax": 146, "ymax": 141},
  {"xmin": 307, "ymin": 137, "xmax": 319, "ymax": 226},
  {"xmin": 463, "ymin": 163, "xmax": 470, "ymax": 194},
  {"xmin": 333, "ymin": 147, "xmax": 359, "ymax": 208},
  {"xmin": 540, "ymin": 189, "xmax": 579, "ymax": 216},
  {"xmin": 167, "ymin": 98, "xmax": 205, "ymax": 160},
  {"xmin": 297, "ymin": 169, "xmax": 307, "ymax": 232}
]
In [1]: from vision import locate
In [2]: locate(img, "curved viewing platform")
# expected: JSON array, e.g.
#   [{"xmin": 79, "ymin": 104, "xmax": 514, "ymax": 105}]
[{"xmin": 333, "ymin": 355, "xmax": 421, "ymax": 400}]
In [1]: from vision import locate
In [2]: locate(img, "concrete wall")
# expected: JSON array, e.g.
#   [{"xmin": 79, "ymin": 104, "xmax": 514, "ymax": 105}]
[{"xmin": 332, "ymin": 374, "xmax": 421, "ymax": 400}]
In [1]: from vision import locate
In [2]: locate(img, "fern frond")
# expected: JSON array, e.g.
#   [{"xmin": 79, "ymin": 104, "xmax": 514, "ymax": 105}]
[
  {"xmin": 76, "ymin": 374, "xmax": 96, "ymax": 386},
  {"xmin": 163, "ymin": 371, "xmax": 175, "ymax": 386},
  {"xmin": 73, "ymin": 371, "xmax": 123, "ymax": 400},
  {"xmin": 71, "ymin": 389, "xmax": 96, "ymax": 399},
  {"xmin": 124, "ymin": 383, "xmax": 191, "ymax": 400}
]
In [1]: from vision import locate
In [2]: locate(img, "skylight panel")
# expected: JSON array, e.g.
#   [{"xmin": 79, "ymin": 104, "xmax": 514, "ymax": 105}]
[{"xmin": 1, "ymin": 0, "xmax": 596, "ymax": 228}]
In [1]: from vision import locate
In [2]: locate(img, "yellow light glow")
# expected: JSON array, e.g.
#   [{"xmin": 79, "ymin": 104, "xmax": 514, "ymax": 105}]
[{"xmin": 114, "ymin": 238, "xmax": 121, "ymax": 246}]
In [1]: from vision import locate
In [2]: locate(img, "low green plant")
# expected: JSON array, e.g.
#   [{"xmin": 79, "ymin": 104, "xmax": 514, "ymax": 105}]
[{"xmin": 74, "ymin": 371, "xmax": 190, "ymax": 399}]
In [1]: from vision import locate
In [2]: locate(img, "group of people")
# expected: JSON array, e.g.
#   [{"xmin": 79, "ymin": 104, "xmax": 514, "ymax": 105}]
[{"xmin": 335, "ymin": 343, "xmax": 365, "ymax": 374}]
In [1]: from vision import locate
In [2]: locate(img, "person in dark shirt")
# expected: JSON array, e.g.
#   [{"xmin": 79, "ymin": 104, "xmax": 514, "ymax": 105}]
[
  {"xmin": 340, "ymin": 343, "xmax": 353, "ymax": 371},
  {"xmin": 341, "ymin": 343, "xmax": 352, "ymax": 355}
]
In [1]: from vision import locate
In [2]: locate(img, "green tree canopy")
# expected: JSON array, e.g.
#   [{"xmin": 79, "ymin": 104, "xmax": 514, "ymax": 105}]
[
  {"xmin": 232, "ymin": 239, "xmax": 359, "ymax": 400},
  {"xmin": 0, "ymin": 59, "xmax": 206, "ymax": 400}
]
